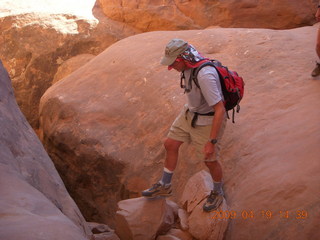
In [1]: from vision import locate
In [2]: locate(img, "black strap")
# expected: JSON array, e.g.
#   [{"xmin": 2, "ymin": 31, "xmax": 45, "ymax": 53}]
[
  {"xmin": 180, "ymin": 71, "xmax": 186, "ymax": 89},
  {"xmin": 191, "ymin": 60, "xmax": 223, "ymax": 90},
  {"xmin": 186, "ymin": 109, "xmax": 215, "ymax": 128},
  {"xmin": 191, "ymin": 60, "xmax": 240, "ymax": 124}
]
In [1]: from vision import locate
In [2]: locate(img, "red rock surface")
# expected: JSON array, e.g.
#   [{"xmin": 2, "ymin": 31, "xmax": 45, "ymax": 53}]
[
  {"xmin": 158, "ymin": 228, "xmax": 193, "ymax": 240},
  {"xmin": 1, "ymin": 0, "xmax": 317, "ymax": 132},
  {"xmin": 115, "ymin": 197, "xmax": 175, "ymax": 239},
  {"xmin": 179, "ymin": 170, "xmax": 229, "ymax": 240},
  {"xmin": 98, "ymin": 0, "xmax": 318, "ymax": 31},
  {"xmin": 39, "ymin": 24, "xmax": 320, "ymax": 239},
  {"xmin": 0, "ymin": 1, "xmax": 137, "ymax": 129},
  {"xmin": 87, "ymin": 222, "xmax": 120, "ymax": 240}
]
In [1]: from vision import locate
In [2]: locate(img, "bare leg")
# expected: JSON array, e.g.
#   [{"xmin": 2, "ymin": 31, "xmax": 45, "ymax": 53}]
[
  {"xmin": 205, "ymin": 161, "xmax": 222, "ymax": 182},
  {"xmin": 203, "ymin": 160, "xmax": 224, "ymax": 212},
  {"xmin": 141, "ymin": 138, "xmax": 183, "ymax": 197},
  {"xmin": 316, "ymin": 28, "xmax": 320, "ymax": 58},
  {"xmin": 163, "ymin": 138, "xmax": 183, "ymax": 171}
]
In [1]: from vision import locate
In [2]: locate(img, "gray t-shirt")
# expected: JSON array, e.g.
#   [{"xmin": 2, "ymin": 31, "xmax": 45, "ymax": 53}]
[{"xmin": 182, "ymin": 66, "xmax": 224, "ymax": 125}]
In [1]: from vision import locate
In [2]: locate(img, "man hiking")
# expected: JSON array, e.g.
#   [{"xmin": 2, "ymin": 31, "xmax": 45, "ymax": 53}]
[{"xmin": 142, "ymin": 39, "xmax": 227, "ymax": 212}]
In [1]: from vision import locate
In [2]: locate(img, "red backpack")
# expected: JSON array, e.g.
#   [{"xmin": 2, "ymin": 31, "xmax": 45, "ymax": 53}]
[{"xmin": 191, "ymin": 60, "xmax": 245, "ymax": 123}]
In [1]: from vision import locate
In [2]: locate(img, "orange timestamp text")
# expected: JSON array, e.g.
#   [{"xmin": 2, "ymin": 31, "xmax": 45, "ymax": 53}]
[{"xmin": 211, "ymin": 210, "xmax": 308, "ymax": 220}]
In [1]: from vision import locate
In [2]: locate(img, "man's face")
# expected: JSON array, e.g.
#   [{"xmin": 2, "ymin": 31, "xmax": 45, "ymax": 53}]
[
  {"xmin": 169, "ymin": 58, "xmax": 187, "ymax": 72},
  {"xmin": 316, "ymin": 8, "xmax": 320, "ymax": 21}
]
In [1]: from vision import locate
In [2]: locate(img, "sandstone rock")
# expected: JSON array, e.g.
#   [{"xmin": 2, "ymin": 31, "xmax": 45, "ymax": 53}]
[
  {"xmin": 0, "ymin": 13, "xmax": 95, "ymax": 129},
  {"xmin": 188, "ymin": 199, "xmax": 229, "ymax": 240},
  {"xmin": 39, "ymin": 26, "xmax": 320, "ymax": 239},
  {"xmin": 0, "ymin": 1, "xmax": 137, "ymax": 129},
  {"xmin": 39, "ymin": 30, "xmax": 208, "ymax": 226},
  {"xmin": 167, "ymin": 199, "xmax": 180, "ymax": 217},
  {"xmin": 156, "ymin": 235, "xmax": 180, "ymax": 240},
  {"xmin": 87, "ymin": 222, "xmax": 114, "ymax": 234},
  {"xmin": 177, "ymin": 0, "xmax": 317, "ymax": 29},
  {"xmin": 180, "ymin": 170, "xmax": 213, "ymax": 213},
  {"xmin": 115, "ymin": 197, "xmax": 175, "ymax": 240},
  {"xmin": 87, "ymin": 222, "xmax": 120, "ymax": 240},
  {"xmin": 97, "ymin": 0, "xmax": 199, "ymax": 32},
  {"xmin": 93, "ymin": 233, "xmax": 120, "ymax": 240},
  {"xmin": 164, "ymin": 228, "xmax": 193, "ymax": 240},
  {"xmin": 98, "ymin": 0, "xmax": 317, "ymax": 30},
  {"xmin": 177, "ymin": 209, "xmax": 189, "ymax": 231},
  {"xmin": 53, "ymin": 54, "xmax": 96, "ymax": 84},
  {"xmin": 179, "ymin": 170, "xmax": 228, "ymax": 240},
  {"xmin": 0, "ymin": 61, "xmax": 92, "ymax": 239}
]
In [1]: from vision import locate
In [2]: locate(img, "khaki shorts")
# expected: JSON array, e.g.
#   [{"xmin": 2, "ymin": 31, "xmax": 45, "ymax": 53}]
[{"xmin": 167, "ymin": 107, "xmax": 226, "ymax": 162}]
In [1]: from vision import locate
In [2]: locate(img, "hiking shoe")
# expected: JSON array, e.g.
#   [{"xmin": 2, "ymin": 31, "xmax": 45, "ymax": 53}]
[
  {"xmin": 311, "ymin": 62, "xmax": 320, "ymax": 77},
  {"xmin": 141, "ymin": 182, "xmax": 172, "ymax": 198},
  {"xmin": 203, "ymin": 190, "xmax": 223, "ymax": 212}
]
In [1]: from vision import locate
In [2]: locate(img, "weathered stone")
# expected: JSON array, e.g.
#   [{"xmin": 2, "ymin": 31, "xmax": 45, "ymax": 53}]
[
  {"xmin": 0, "ymin": 13, "xmax": 95, "ymax": 129},
  {"xmin": 0, "ymin": 2, "xmax": 137, "ymax": 130},
  {"xmin": 167, "ymin": 199, "xmax": 180, "ymax": 217},
  {"xmin": 180, "ymin": 170, "xmax": 213, "ymax": 213},
  {"xmin": 188, "ymin": 198, "xmax": 229, "ymax": 240},
  {"xmin": 39, "ymin": 26, "xmax": 320, "ymax": 239},
  {"xmin": 87, "ymin": 222, "xmax": 114, "ymax": 234},
  {"xmin": 39, "ymin": 31, "xmax": 208, "ymax": 226},
  {"xmin": 0, "ymin": 60, "xmax": 92, "ymax": 240},
  {"xmin": 163, "ymin": 228, "xmax": 193, "ymax": 240},
  {"xmin": 177, "ymin": 209, "xmax": 189, "ymax": 231},
  {"xmin": 53, "ymin": 54, "xmax": 96, "ymax": 84},
  {"xmin": 98, "ymin": 0, "xmax": 317, "ymax": 31},
  {"xmin": 156, "ymin": 235, "xmax": 180, "ymax": 240},
  {"xmin": 97, "ymin": 0, "xmax": 199, "ymax": 32},
  {"xmin": 115, "ymin": 197, "xmax": 175, "ymax": 240},
  {"xmin": 87, "ymin": 222, "xmax": 120, "ymax": 240},
  {"xmin": 93, "ymin": 233, "xmax": 120, "ymax": 240},
  {"xmin": 179, "ymin": 170, "xmax": 228, "ymax": 240}
]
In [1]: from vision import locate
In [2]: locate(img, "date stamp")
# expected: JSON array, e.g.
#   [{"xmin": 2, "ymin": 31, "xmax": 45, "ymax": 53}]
[{"xmin": 211, "ymin": 210, "xmax": 308, "ymax": 220}]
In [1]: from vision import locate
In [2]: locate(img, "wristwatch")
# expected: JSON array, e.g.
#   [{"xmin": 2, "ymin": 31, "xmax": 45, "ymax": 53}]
[{"xmin": 209, "ymin": 138, "xmax": 218, "ymax": 144}]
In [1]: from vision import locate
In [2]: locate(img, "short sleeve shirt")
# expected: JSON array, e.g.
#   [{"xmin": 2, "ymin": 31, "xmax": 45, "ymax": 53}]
[{"xmin": 183, "ymin": 66, "xmax": 224, "ymax": 114}]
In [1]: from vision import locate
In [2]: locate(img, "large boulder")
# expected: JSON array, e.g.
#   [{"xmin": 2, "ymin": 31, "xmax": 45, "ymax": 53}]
[
  {"xmin": 39, "ymin": 25, "xmax": 320, "ymax": 239},
  {"xmin": 53, "ymin": 54, "xmax": 96, "ymax": 84},
  {"xmin": 97, "ymin": 0, "xmax": 318, "ymax": 31},
  {"xmin": 39, "ymin": 31, "xmax": 206, "ymax": 226},
  {"xmin": 97, "ymin": 0, "xmax": 200, "ymax": 31},
  {"xmin": 157, "ymin": 228, "xmax": 193, "ymax": 240},
  {"xmin": 87, "ymin": 222, "xmax": 120, "ymax": 240},
  {"xmin": 0, "ymin": 61, "xmax": 92, "ymax": 239},
  {"xmin": 180, "ymin": 170, "xmax": 229, "ymax": 240},
  {"xmin": 180, "ymin": 170, "xmax": 214, "ymax": 213},
  {"xmin": 115, "ymin": 197, "xmax": 175, "ymax": 239},
  {"xmin": 0, "ymin": 0, "xmax": 137, "ymax": 129}
]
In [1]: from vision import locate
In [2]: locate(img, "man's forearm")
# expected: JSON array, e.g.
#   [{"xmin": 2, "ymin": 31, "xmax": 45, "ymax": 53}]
[{"xmin": 210, "ymin": 101, "xmax": 225, "ymax": 140}]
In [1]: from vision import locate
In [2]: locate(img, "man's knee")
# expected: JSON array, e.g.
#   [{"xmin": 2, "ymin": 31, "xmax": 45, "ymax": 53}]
[{"xmin": 164, "ymin": 138, "xmax": 183, "ymax": 152}]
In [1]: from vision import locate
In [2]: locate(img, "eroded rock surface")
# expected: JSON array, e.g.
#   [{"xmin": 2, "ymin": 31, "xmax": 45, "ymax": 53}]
[
  {"xmin": 0, "ymin": 61, "xmax": 92, "ymax": 240},
  {"xmin": 39, "ymin": 25, "xmax": 320, "ymax": 239},
  {"xmin": 0, "ymin": 2, "xmax": 137, "ymax": 129},
  {"xmin": 98, "ymin": 0, "xmax": 317, "ymax": 31},
  {"xmin": 115, "ymin": 197, "xmax": 175, "ymax": 240},
  {"xmin": 180, "ymin": 170, "xmax": 229, "ymax": 240}
]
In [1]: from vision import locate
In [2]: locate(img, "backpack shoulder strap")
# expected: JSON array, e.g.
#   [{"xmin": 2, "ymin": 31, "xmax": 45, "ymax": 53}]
[{"xmin": 191, "ymin": 60, "xmax": 222, "ymax": 89}]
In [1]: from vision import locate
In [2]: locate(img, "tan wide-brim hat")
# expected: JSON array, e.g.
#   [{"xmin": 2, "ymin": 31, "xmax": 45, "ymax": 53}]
[{"xmin": 160, "ymin": 39, "xmax": 189, "ymax": 66}]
